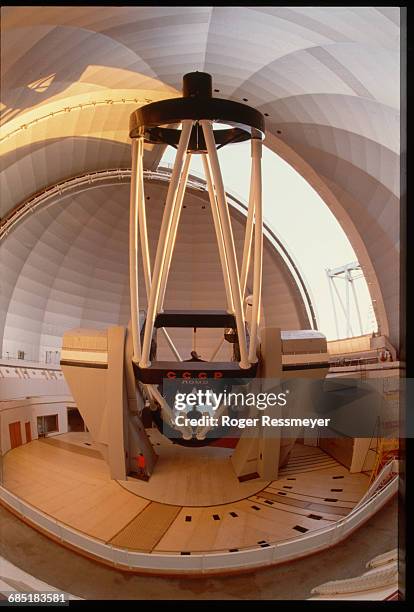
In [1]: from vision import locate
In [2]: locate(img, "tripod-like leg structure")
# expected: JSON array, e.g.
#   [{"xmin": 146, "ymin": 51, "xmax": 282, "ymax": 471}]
[{"xmin": 129, "ymin": 121, "xmax": 263, "ymax": 439}]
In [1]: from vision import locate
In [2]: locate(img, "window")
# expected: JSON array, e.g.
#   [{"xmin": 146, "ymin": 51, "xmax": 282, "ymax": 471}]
[{"xmin": 37, "ymin": 414, "xmax": 59, "ymax": 435}]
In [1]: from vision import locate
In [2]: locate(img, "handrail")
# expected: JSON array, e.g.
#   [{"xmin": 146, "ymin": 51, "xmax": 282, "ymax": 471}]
[
  {"xmin": 353, "ymin": 459, "xmax": 397, "ymax": 510},
  {"xmin": 0, "ymin": 468, "xmax": 398, "ymax": 573}
]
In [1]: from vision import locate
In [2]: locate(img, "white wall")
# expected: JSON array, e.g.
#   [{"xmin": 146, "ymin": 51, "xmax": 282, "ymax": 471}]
[
  {"xmin": 0, "ymin": 397, "xmax": 72, "ymax": 455},
  {"xmin": 0, "ymin": 362, "xmax": 69, "ymax": 400}
]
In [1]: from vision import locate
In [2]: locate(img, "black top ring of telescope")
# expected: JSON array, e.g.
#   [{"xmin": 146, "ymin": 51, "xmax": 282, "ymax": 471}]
[{"xmin": 129, "ymin": 72, "xmax": 265, "ymax": 153}]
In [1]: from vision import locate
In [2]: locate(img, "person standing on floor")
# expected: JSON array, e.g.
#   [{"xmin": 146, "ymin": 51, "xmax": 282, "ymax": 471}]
[{"xmin": 136, "ymin": 452, "xmax": 147, "ymax": 479}]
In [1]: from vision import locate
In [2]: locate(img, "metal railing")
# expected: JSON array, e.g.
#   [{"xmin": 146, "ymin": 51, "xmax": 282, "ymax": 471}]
[
  {"xmin": 0, "ymin": 459, "xmax": 398, "ymax": 573},
  {"xmin": 353, "ymin": 459, "xmax": 397, "ymax": 510}
]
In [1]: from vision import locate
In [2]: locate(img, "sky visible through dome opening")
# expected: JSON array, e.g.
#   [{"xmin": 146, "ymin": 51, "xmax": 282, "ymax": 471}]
[{"xmin": 161, "ymin": 142, "xmax": 377, "ymax": 341}]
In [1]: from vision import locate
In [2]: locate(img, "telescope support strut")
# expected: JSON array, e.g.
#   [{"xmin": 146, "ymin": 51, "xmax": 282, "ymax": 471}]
[
  {"xmin": 248, "ymin": 137, "xmax": 263, "ymax": 363},
  {"xmin": 129, "ymin": 138, "xmax": 142, "ymax": 361},
  {"xmin": 201, "ymin": 120, "xmax": 250, "ymax": 369},
  {"xmin": 139, "ymin": 120, "xmax": 193, "ymax": 368}
]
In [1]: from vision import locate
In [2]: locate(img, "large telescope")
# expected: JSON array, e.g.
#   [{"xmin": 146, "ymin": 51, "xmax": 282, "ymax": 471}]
[{"xmin": 128, "ymin": 72, "xmax": 265, "ymax": 440}]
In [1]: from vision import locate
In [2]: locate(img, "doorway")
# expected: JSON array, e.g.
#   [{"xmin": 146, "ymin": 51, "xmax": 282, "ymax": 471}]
[
  {"xmin": 25, "ymin": 421, "xmax": 32, "ymax": 443},
  {"xmin": 9, "ymin": 422, "xmax": 22, "ymax": 449},
  {"xmin": 67, "ymin": 407, "xmax": 85, "ymax": 432}
]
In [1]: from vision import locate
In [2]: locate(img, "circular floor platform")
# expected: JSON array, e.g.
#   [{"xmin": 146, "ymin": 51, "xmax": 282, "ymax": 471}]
[
  {"xmin": 1, "ymin": 431, "xmax": 372, "ymax": 570},
  {"xmin": 0, "ymin": 498, "xmax": 398, "ymax": 599},
  {"xmin": 119, "ymin": 428, "xmax": 269, "ymax": 506}
]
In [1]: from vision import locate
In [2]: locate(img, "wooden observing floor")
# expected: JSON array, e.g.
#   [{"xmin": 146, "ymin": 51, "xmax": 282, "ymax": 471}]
[
  {"xmin": 2, "ymin": 432, "xmax": 369, "ymax": 555},
  {"xmin": 120, "ymin": 428, "xmax": 271, "ymax": 506}
]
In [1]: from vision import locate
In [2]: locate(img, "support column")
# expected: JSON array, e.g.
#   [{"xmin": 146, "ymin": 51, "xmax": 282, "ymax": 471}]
[
  {"xmin": 107, "ymin": 326, "xmax": 128, "ymax": 480},
  {"xmin": 351, "ymin": 277, "xmax": 364, "ymax": 336},
  {"xmin": 327, "ymin": 271, "xmax": 340, "ymax": 339},
  {"xmin": 202, "ymin": 154, "xmax": 234, "ymax": 313},
  {"xmin": 157, "ymin": 153, "xmax": 192, "ymax": 312},
  {"xmin": 240, "ymin": 156, "xmax": 256, "ymax": 298},
  {"xmin": 134, "ymin": 141, "xmax": 182, "ymax": 362},
  {"xmin": 129, "ymin": 138, "xmax": 142, "ymax": 362},
  {"xmin": 139, "ymin": 120, "xmax": 193, "ymax": 368},
  {"xmin": 248, "ymin": 137, "xmax": 263, "ymax": 363},
  {"xmin": 201, "ymin": 120, "xmax": 249, "ymax": 368},
  {"xmin": 137, "ymin": 137, "xmax": 151, "ymax": 300},
  {"xmin": 332, "ymin": 279, "xmax": 354, "ymax": 337},
  {"xmin": 258, "ymin": 327, "xmax": 282, "ymax": 479},
  {"xmin": 346, "ymin": 270, "xmax": 351, "ymax": 337}
]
